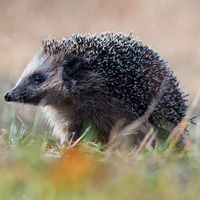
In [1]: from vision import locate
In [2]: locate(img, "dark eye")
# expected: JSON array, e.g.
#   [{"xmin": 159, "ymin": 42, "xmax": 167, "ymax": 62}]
[{"xmin": 33, "ymin": 74, "xmax": 44, "ymax": 83}]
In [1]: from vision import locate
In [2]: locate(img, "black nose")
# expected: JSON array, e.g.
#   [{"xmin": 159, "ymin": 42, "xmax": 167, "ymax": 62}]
[{"xmin": 4, "ymin": 92, "xmax": 11, "ymax": 102}]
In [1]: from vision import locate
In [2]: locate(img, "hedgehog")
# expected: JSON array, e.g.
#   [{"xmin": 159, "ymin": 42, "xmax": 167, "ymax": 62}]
[{"xmin": 4, "ymin": 32, "xmax": 187, "ymax": 145}]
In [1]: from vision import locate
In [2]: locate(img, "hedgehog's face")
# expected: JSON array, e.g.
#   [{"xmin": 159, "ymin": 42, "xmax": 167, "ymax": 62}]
[{"xmin": 4, "ymin": 50, "xmax": 65, "ymax": 106}]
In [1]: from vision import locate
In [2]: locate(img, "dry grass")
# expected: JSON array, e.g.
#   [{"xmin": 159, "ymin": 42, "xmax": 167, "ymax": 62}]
[{"xmin": 1, "ymin": 97, "xmax": 200, "ymax": 199}]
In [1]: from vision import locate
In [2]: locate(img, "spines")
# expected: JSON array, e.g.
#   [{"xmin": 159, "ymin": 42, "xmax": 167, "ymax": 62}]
[{"xmin": 41, "ymin": 32, "xmax": 187, "ymax": 133}]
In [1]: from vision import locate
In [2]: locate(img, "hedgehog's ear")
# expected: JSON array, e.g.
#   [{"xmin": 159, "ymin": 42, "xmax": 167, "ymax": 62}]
[{"xmin": 62, "ymin": 55, "xmax": 83, "ymax": 78}]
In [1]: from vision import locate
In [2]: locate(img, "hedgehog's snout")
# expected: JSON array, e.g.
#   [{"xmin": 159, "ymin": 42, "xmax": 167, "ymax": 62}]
[
  {"xmin": 4, "ymin": 89, "xmax": 22, "ymax": 103},
  {"xmin": 4, "ymin": 92, "xmax": 11, "ymax": 102}
]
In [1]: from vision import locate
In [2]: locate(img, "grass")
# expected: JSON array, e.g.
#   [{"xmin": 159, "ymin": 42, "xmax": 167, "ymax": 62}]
[{"xmin": 1, "ymin": 89, "xmax": 200, "ymax": 200}]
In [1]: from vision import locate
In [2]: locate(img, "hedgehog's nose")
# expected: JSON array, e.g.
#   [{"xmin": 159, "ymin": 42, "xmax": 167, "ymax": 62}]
[{"xmin": 4, "ymin": 92, "xmax": 11, "ymax": 102}]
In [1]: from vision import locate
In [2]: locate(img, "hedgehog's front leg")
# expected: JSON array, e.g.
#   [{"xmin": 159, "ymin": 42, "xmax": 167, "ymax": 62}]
[{"xmin": 42, "ymin": 105, "xmax": 85, "ymax": 144}]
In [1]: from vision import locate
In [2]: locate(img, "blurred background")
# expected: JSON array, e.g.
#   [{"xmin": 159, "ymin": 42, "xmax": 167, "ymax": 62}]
[{"xmin": 0, "ymin": 0, "xmax": 200, "ymax": 128}]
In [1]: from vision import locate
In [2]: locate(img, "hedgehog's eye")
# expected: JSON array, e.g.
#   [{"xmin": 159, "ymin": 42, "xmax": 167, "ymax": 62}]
[{"xmin": 33, "ymin": 74, "xmax": 44, "ymax": 84}]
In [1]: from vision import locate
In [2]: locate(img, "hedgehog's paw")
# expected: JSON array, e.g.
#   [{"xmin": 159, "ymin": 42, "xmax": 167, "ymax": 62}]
[{"xmin": 52, "ymin": 124, "xmax": 67, "ymax": 145}]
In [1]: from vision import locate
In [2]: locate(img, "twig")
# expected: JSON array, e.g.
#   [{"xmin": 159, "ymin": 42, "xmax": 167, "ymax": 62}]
[
  {"xmin": 17, "ymin": 116, "xmax": 25, "ymax": 139},
  {"xmin": 136, "ymin": 128, "xmax": 155, "ymax": 153},
  {"xmin": 165, "ymin": 87, "xmax": 200, "ymax": 156}
]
